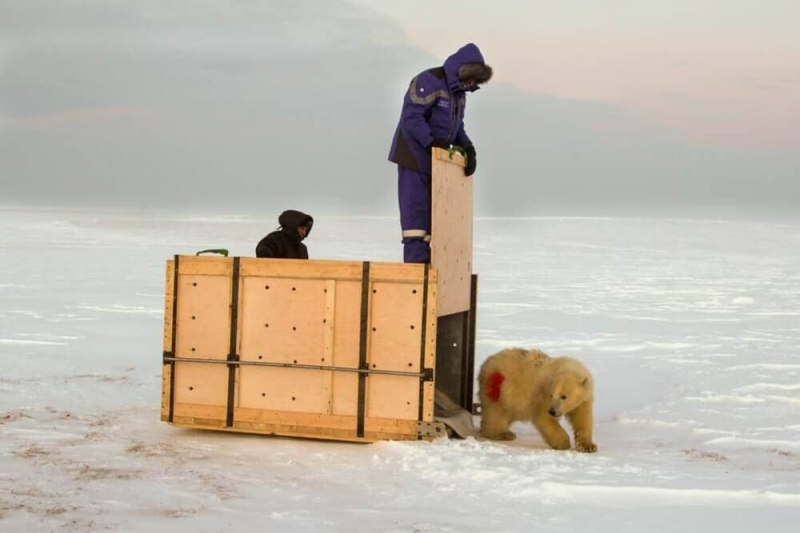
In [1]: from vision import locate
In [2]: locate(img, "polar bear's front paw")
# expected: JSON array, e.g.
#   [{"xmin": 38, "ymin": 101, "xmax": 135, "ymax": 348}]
[
  {"xmin": 497, "ymin": 430, "xmax": 517, "ymax": 441},
  {"xmin": 545, "ymin": 432, "xmax": 571, "ymax": 450},
  {"xmin": 576, "ymin": 441, "xmax": 597, "ymax": 453},
  {"xmin": 480, "ymin": 429, "xmax": 517, "ymax": 441}
]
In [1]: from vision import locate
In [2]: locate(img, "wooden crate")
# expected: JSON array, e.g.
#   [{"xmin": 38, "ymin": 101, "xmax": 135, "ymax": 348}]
[{"xmin": 161, "ymin": 256, "xmax": 442, "ymax": 442}]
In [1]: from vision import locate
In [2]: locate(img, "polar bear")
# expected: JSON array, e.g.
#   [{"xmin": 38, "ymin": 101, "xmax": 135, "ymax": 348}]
[{"xmin": 478, "ymin": 347, "xmax": 597, "ymax": 453}]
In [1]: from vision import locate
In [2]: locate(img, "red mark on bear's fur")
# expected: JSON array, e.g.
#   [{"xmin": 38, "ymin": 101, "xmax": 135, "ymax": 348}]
[{"xmin": 486, "ymin": 371, "xmax": 505, "ymax": 402}]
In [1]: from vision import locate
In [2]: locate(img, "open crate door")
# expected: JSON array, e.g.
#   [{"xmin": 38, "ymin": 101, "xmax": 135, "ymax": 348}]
[
  {"xmin": 431, "ymin": 148, "xmax": 473, "ymax": 317},
  {"xmin": 431, "ymin": 147, "xmax": 478, "ymax": 415},
  {"xmin": 162, "ymin": 257, "xmax": 443, "ymax": 442}
]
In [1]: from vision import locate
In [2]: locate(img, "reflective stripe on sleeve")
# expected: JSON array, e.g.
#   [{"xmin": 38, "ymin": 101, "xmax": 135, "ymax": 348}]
[{"xmin": 408, "ymin": 76, "xmax": 450, "ymax": 105}]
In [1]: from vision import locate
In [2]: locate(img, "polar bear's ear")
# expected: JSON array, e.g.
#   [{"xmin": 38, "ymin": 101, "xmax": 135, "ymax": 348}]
[{"xmin": 581, "ymin": 377, "xmax": 589, "ymax": 387}]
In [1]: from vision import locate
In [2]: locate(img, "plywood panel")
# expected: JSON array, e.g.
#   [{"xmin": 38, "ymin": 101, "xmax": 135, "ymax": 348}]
[
  {"xmin": 420, "ymin": 381, "xmax": 435, "ymax": 422},
  {"xmin": 422, "ymin": 272, "xmax": 438, "ymax": 422},
  {"xmin": 368, "ymin": 281, "xmax": 424, "ymax": 373},
  {"xmin": 238, "ymin": 277, "xmax": 327, "ymax": 365},
  {"xmin": 367, "ymin": 374, "xmax": 419, "ymax": 421},
  {"xmin": 423, "ymin": 271, "xmax": 438, "ymax": 370},
  {"xmin": 175, "ymin": 274, "xmax": 231, "ymax": 360},
  {"xmin": 178, "ymin": 256, "xmax": 232, "ymax": 277},
  {"xmin": 431, "ymin": 147, "xmax": 473, "ymax": 316},
  {"xmin": 174, "ymin": 362, "xmax": 229, "ymax": 406},
  {"xmin": 233, "ymin": 410, "xmax": 418, "ymax": 440},
  {"xmin": 163, "ymin": 261, "xmax": 175, "ymax": 353},
  {"xmin": 331, "ymin": 373, "xmax": 358, "ymax": 417},
  {"xmin": 169, "ymin": 404, "xmax": 429, "ymax": 442},
  {"xmin": 332, "ymin": 280, "xmax": 361, "ymax": 369},
  {"xmin": 162, "ymin": 261, "xmax": 176, "ymax": 421},
  {"xmin": 332, "ymin": 280, "xmax": 361, "ymax": 416},
  {"xmin": 322, "ymin": 280, "xmax": 336, "ymax": 414},
  {"xmin": 231, "ymin": 410, "xmax": 419, "ymax": 442},
  {"xmin": 160, "ymin": 363, "xmax": 171, "ymax": 420},
  {"xmin": 239, "ymin": 366, "xmax": 325, "ymax": 413},
  {"xmin": 364, "ymin": 417, "xmax": 419, "ymax": 437},
  {"xmin": 370, "ymin": 262, "xmax": 428, "ymax": 283},
  {"xmin": 171, "ymin": 403, "xmax": 227, "ymax": 426},
  {"xmin": 241, "ymin": 258, "xmax": 429, "ymax": 284},
  {"xmin": 235, "ymin": 407, "xmax": 356, "ymax": 431},
  {"xmin": 241, "ymin": 258, "xmax": 363, "ymax": 281},
  {"xmin": 170, "ymin": 403, "xmax": 428, "ymax": 442}
]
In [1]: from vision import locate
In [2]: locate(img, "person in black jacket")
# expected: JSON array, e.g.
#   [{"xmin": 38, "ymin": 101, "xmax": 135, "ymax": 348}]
[{"xmin": 256, "ymin": 210, "xmax": 313, "ymax": 259}]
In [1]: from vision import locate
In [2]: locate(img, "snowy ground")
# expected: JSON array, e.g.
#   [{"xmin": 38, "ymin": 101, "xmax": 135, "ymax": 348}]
[{"xmin": 1, "ymin": 207, "xmax": 799, "ymax": 532}]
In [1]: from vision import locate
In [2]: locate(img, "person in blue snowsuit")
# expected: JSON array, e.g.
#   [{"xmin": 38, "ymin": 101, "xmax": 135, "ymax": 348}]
[{"xmin": 388, "ymin": 43, "xmax": 492, "ymax": 263}]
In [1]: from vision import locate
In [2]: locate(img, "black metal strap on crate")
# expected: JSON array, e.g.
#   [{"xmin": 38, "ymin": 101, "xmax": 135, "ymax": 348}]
[
  {"xmin": 168, "ymin": 255, "xmax": 180, "ymax": 423},
  {"xmin": 417, "ymin": 263, "xmax": 431, "ymax": 431},
  {"xmin": 225, "ymin": 257, "xmax": 241, "ymax": 428},
  {"xmin": 464, "ymin": 274, "xmax": 478, "ymax": 413},
  {"xmin": 356, "ymin": 261, "xmax": 370, "ymax": 438}
]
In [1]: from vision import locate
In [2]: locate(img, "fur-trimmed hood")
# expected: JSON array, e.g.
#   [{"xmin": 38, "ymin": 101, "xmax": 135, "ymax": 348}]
[{"xmin": 443, "ymin": 43, "xmax": 492, "ymax": 92}]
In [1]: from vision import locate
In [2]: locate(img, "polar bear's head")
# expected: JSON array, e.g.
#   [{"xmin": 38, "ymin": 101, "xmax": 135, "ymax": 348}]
[{"xmin": 546, "ymin": 360, "xmax": 593, "ymax": 418}]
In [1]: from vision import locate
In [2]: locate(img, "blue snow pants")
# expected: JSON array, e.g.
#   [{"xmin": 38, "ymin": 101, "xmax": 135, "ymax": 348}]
[{"xmin": 397, "ymin": 165, "xmax": 431, "ymax": 264}]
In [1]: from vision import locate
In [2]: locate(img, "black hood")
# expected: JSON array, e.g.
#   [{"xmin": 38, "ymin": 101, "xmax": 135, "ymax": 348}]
[{"xmin": 278, "ymin": 209, "xmax": 313, "ymax": 240}]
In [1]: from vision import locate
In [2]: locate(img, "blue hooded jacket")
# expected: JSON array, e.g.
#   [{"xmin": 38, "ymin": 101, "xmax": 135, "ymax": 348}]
[{"xmin": 388, "ymin": 43, "xmax": 487, "ymax": 176}]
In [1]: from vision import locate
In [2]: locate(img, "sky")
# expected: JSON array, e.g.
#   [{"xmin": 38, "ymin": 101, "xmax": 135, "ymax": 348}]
[
  {"xmin": 0, "ymin": 0, "xmax": 798, "ymax": 218},
  {"xmin": 355, "ymin": 0, "xmax": 800, "ymax": 147}
]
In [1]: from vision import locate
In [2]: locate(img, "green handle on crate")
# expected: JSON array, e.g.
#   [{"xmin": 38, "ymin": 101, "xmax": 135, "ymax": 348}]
[
  {"xmin": 196, "ymin": 249, "xmax": 229, "ymax": 257},
  {"xmin": 448, "ymin": 145, "xmax": 468, "ymax": 164}
]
